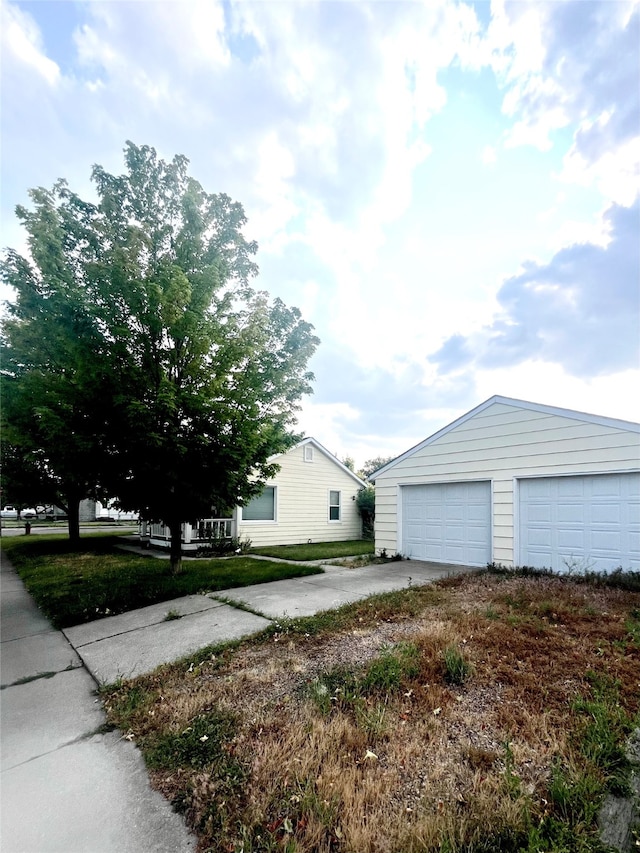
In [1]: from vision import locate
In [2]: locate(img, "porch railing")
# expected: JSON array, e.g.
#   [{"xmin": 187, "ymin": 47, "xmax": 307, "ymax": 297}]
[
  {"xmin": 148, "ymin": 519, "xmax": 233, "ymax": 543},
  {"xmin": 196, "ymin": 519, "xmax": 233, "ymax": 541}
]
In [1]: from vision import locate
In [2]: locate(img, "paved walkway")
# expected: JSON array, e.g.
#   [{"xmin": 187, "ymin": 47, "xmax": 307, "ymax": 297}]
[
  {"xmin": 63, "ymin": 558, "xmax": 473, "ymax": 684},
  {"xmin": 1, "ymin": 551, "xmax": 472, "ymax": 851},
  {"xmin": 0, "ymin": 554, "xmax": 196, "ymax": 853}
]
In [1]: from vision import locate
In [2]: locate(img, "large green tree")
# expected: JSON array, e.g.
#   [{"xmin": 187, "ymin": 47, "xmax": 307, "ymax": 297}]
[{"xmin": 1, "ymin": 143, "xmax": 319, "ymax": 568}]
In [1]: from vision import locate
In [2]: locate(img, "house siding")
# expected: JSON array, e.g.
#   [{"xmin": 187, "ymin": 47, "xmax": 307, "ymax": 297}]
[
  {"xmin": 237, "ymin": 443, "xmax": 363, "ymax": 547},
  {"xmin": 374, "ymin": 401, "xmax": 640, "ymax": 565}
]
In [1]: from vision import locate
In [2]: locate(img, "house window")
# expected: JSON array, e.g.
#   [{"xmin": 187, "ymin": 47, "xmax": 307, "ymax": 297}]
[
  {"xmin": 329, "ymin": 490, "xmax": 341, "ymax": 521},
  {"xmin": 243, "ymin": 487, "xmax": 276, "ymax": 521},
  {"xmin": 304, "ymin": 445, "xmax": 314, "ymax": 462}
]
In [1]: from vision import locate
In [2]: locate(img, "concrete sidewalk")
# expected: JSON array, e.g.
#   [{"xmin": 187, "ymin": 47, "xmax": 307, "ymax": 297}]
[
  {"xmin": 0, "ymin": 553, "xmax": 196, "ymax": 853},
  {"xmin": 63, "ymin": 558, "xmax": 473, "ymax": 685}
]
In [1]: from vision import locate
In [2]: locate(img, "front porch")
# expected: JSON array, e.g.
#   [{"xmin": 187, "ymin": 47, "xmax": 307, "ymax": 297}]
[{"xmin": 140, "ymin": 517, "xmax": 237, "ymax": 553}]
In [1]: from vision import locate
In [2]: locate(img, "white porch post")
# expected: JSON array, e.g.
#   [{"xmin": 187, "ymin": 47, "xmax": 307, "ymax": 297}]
[{"xmin": 183, "ymin": 523, "xmax": 192, "ymax": 544}]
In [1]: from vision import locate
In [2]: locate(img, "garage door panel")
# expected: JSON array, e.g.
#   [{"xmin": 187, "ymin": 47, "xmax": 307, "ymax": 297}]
[
  {"xmin": 425, "ymin": 544, "xmax": 444, "ymax": 561},
  {"xmin": 529, "ymin": 480, "xmax": 552, "ymax": 498},
  {"xmin": 444, "ymin": 544, "xmax": 468, "ymax": 563},
  {"xmin": 591, "ymin": 476, "xmax": 622, "ymax": 497},
  {"xmin": 402, "ymin": 482, "xmax": 491, "ymax": 567},
  {"xmin": 557, "ymin": 504, "xmax": 583, "ymax": 523},
  {"xmin": 557, "ymin": 530, "xmax": 586, "ymax": 550},
  {"xmin": 591, "ymin": 504, "xmax": 620, "ymax": 524},
  {"xmin": 444, "ymin": 523, "xmax": 464, "ymax": 541},
  {"xmin": 519, "ymin": 473, "xmax": 640, "ymax": 572},
  {"xmin": 467, "ymin": 525, "xmax": 488, "ymax": 544},
  {"xmin": 468, "ymin": 544, "xmax": 491, "ymax": 564},
  {"xmin": 527, "ymin": 505, "xmax": 552, "ymax": 523},
  {"xmin": 406, "ymin": 509, "xmax": 423, "ymax": 525},
  {"xmin": 468, "ymin": 505, "xmax": 489, "ymax": 522},
  {"xmin": 592, "ymin": 532, "xmax": 621, "ymax": 551},
  {"xmin": 558, "ymin": 479, "xmax": 585, "ymax": 497},
  {"xmin": 445, "ymin": 506, "xmax": 465, "ymax": 522},
  {"xmin": 528, "ymin": 529, "xmax": 552, "ymax": 547}
]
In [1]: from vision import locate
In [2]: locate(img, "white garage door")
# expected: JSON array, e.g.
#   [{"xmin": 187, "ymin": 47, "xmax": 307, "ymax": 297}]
[
  {"xmin": 519, "ymin": 473, "xmax": 640, "ymax": 572},
  {"xmin": 402, "ymin": 482, "xmax": 491, "ymax": 566}
]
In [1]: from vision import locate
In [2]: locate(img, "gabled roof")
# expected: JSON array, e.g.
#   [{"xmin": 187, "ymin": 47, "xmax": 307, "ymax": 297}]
[
  {"xmin": 274, "ymin": 436, "xmax": 367, "ymax": 488},
  {"xmin": 369, "ymin": 395, "xmax": 640, "ymax": 481}
]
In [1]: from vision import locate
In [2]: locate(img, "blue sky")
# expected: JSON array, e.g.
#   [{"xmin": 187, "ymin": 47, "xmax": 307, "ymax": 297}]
[{"xmin": 2, "ymin": 0, "xmax": 639, "ymax": 467}]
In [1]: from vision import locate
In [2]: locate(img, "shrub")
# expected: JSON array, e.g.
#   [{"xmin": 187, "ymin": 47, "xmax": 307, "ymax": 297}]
[
  {"xmin": 356, "ymin": 486, "xmax": 375, "ymax": 540},
  {"xmin": 196, "ymin": 536, "xmax": 252, "ymax": 557}
]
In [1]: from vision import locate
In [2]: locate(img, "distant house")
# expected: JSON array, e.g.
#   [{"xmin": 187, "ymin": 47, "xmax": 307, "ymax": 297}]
[
  {"xmin": 371, "ymin": 396, "xmax": 640, "ymax": 573},
  {"xmin": 142, "ymin": 438, "xmax": 367, "ymax": 552}
]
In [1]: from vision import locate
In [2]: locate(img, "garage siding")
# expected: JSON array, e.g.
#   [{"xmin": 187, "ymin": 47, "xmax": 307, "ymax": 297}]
[{"xmin": 374, "ymin": 400, "xmax": 640, "ymax": 567}]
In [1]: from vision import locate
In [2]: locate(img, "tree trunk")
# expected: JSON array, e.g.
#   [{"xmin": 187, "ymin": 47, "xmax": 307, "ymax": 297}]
[
  {"xmin": 168, "ymin": 520, "xmax": 183, "ymax": 575},
  {"xmin": 67, "ymin": 497, "xmax": 81, "ymax": 543}
]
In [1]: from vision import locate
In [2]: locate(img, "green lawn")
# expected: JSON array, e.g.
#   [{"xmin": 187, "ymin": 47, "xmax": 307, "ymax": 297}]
[
  {"xmin": 250, "ymin": 539, "xmax": 374, "ymax": 561},
  {"xmin": 1, "ymin": 535, "xmax": 322, "ymax": 629}
]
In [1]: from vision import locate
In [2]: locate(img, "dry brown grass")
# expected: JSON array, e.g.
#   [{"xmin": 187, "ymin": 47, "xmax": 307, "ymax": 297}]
[{"xmin": 104, "ymin": 572, "xmax": 640, "ymax": 853}]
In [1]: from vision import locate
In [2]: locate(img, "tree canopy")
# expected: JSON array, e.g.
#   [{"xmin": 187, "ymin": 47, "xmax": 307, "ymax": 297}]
[
  {"xmin": 1, "ymin": 142, "xmax": 319, "ymax": 568},
  {"xmin": 361, "ymin": 455, "xmax": 395, "ymax": 479}
]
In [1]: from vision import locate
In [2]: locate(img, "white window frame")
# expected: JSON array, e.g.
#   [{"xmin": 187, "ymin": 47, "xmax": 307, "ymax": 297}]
[
  {"xmin": 328, "ymin": 489, "xmax": 341, "ymax": 522},
  {"xmin": 304, "ymin": 445, "xmax": 314, "ymax": 462},
  {"xmin": 241, "ymin": 486, "xmax": 277, "ymax": 523}
]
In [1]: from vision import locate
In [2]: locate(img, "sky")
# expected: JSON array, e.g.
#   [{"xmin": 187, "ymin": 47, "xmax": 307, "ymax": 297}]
[{"xmin": 2, "ymin": 0, "xmax": 639, "ymax": 469}]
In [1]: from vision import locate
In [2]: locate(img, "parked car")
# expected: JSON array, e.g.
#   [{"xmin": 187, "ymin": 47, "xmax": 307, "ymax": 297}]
[{"xmin": 1, "ymin": 506, "xmax": 37, "ymax": 519}]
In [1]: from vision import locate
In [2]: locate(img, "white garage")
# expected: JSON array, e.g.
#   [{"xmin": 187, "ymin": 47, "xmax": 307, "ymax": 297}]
[
  {"xmin": 372, "ymin": 396, "xmax": 640, "ymax": 572},
  {"xmin": 402, "ymin": 482, "xmax": 491, "ymax": 566}
]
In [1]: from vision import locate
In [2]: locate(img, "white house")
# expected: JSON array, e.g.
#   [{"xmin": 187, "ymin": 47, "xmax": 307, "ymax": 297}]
[
  {"xmin": 371, "ymin": 396, "xmax": 640, "ymax": 573},
  {"xmin": 144, "ymin": 437, "xmax": 366, "ymax": 551}
]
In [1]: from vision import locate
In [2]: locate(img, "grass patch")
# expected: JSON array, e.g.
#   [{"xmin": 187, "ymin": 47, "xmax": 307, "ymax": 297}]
[
  {"xmin": 163, "ymin": 609, "xmax": 182, "ymax": 622},
  {"xmin": 101, "ymin": 571, "xmax": 640, "ymax": 853},
  {"xmin": 442, "ymin": 644, "xmax": 472, "ymax": 685},
  {"xmin": 144, "ymin": 709, "xmax": 241, "ymax": 771},
  {"xmin": 0, "ymin": 535, "xmax": 322, "ymax": 628},
  {"xmin": 309, "ymin": 642, "xmax": 421, "ymax": 717},
  {"xmin": 250, "ymin": 539, "xmax": 374, "ymax": 561}
]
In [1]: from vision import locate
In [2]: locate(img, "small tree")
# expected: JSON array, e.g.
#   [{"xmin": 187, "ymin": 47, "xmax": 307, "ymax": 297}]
[
  {"xmin": 356, "ymin": 485, "xmax": 375, "ymax": 540},
  {"xmin": 341, "ymin": 455, "xmax": 356, "ymax": 472},
  {"xmin": 361, "ymin": 455, "xmax": 395, "ymax": 480},
  {"xmin": 1, "ymin": 143, "xmax": 319, "ymax": 569}
]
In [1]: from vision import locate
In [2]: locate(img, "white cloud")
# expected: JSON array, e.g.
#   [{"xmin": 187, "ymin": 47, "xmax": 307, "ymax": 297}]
[
  {"xmin": 562, "ymin": 135, "xmax": 640, "ymax": 207},
  {"xmin": 485, "ymin": 1, "xmax": 639, "ymax": 204},
  {"xmin": 1, "ymin": 2, "xmax": 60, "ymax": 86}
]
